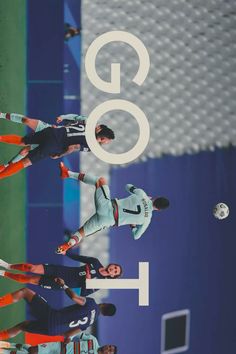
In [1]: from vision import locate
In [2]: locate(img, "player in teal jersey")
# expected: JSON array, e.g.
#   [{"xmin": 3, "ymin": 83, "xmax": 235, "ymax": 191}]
[
  {"xmin": 0, "ymin": 334, "xmax": 117, "ymax": 353},
  {"xmin": 56, "ymin": 163, "xmax": 170, "ymax": 254}
]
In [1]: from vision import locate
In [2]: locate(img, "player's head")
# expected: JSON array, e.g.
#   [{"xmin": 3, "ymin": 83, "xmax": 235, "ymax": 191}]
[
  {"xmin": 99, "ymin": 303, "xmax": 116, "ymax": 316},
  {"xmin": 96, "ymin": 125, "xmax": 115, "ymax": 145},
  {"xmin": 105, "ymin": 263, "xmax": 123, "ymax": 279},
  {"xmin": 98, "ymin": 345, "xmax": 117, "ymax": 354},
  {"xmin": 152, "ymin": 197, "xmax": 170, "ymax": 210}
]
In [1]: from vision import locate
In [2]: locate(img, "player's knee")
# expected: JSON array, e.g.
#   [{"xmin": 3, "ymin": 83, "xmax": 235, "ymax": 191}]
[{"xmin": 96, "ymin": 177, "xmax": 107, "ymax": 188}]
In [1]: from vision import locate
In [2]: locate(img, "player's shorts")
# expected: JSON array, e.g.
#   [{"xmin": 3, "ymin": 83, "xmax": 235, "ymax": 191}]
[
  {"xmin": 23, "ymin": 128, "xmax": 66, "ymax": 164},
  {"xmin": 30, "ymin": 120, "xmax": 52, "ymax": 150},
  {"xmin": 83, "ymin": 185, "xmax": 115, "ymax": 236},
  {"xmin": 39, "ymin": 264, "xmax": 84, "ymax": 289},
  {"xmin": 24, "ymin": 294, "xmax": 52, "ymax": 335}
]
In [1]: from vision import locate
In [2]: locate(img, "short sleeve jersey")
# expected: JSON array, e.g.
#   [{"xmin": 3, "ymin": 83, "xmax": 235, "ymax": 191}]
[
  {"xmin": 115, "ymin": 184, "xmax": 153, "ymax": 240},
  {"xmin": 48, "ymin": 298, "xmax": 99, "ymax": 335}
]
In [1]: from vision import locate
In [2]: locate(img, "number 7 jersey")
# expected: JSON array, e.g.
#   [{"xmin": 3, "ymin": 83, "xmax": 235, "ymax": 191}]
[{"xmin": 115, "ymin": 184, "xmax": 154, "ymax": 240}]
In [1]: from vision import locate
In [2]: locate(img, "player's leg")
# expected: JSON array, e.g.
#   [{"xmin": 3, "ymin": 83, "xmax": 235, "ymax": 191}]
[
  {"xmin": 0, "ymin": 113, "xmax": 48, "ymax": 132},
  {"xmin": 0, "ymin": 288, "xmax": 35, "ymax": 308},
  {"xmin": 0, "ymin": 321, "xmax": 31, "ymax": 341},
  {"xmin": 0, "ymin": 259, "xmax": 44, "ymax": 273},
  {"xmin": 0, "ymin": 271, "xmax": 41, "ymax": 285},
  {"xmin": 59, "ymin": 162, "xmax": 101, "ymax": 186},
  {"xmin": 0, "ymin": 157, "xmax": 31, "ymax": 179},
  {"xmin": 56, "ymin": 178, "xmax": 111, "ymax": 254}
]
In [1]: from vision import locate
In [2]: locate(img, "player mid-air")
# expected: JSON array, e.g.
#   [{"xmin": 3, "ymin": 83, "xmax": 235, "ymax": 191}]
[
  {"xmin": 0, "ymin": 253, "xmax": 122, "ymax": 295},
  {"xmin": 56, "ymin": 163, "xmax": 170, "ymax": 254},
  {"xmin": 0, "ymin": 112, "xmax": 114, "ymax": 179},
  {"xmin": 0, "ymin": 279, "xmax": 116, "ymax": 340}
]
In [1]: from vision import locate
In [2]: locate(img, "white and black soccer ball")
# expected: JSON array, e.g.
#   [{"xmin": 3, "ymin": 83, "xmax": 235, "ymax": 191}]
[{"xmin": 213, "ymin": 203, "xmax": 229, "ymax": 220}]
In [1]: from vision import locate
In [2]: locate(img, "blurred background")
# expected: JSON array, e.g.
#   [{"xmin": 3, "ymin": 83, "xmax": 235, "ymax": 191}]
[{"xmin": 1, "ymin": 0, "xmax": 236, "ymax": 353}]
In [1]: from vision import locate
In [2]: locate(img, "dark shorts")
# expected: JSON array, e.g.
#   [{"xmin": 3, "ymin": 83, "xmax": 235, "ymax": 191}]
[
  {"xmin": 25, "ymin": 294, "xmax": 52, "ymax": 334},
  {"xmin": 23, "ymin": 127, "xmax": 67, "ymax": 163},
  {"xmin": 40, "ymin": 264, "xmax": 84, "ymax": 289}
]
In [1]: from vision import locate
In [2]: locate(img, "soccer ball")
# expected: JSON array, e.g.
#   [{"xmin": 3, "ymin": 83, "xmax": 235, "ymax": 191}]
[{"xmin": 213, "ymin": 203, "xmax": 229, "ymax": 220}]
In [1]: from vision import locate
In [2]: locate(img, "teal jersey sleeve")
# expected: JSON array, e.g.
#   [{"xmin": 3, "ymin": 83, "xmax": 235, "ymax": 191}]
[
  {"xmin": 60, "ymin": 114, "xmax": 87, "ymax": 121},
  {"xmin": 125, "ymin": 184, "xmax": 148, "ymax": 198},
  {"xmin": 132, "ymin": 218, "xmax": 151, "ymax": 240}
]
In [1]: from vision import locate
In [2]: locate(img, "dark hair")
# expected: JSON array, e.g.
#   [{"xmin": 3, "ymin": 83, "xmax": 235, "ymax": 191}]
[
  {"xmin": 105, "ymin": 263, "xmax": 123, "ymax": 279},
  {"xmin": 100, "ymin": 303, "xmax": 116, "ymax": 316},
  {"xmin": 153, "ymin": 197, "xmax": 170, "ymax": 210},
  {"xmin": 99, "ymin": 345, "xmax": 117, "ymax": 354},
  {"xmin": 96, "ymin": 125, "xmax": 115, "ymax": 140}
]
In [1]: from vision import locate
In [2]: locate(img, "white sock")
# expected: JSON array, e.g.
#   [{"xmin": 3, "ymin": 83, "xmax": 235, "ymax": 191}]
[
  {"xmin": 0, "ymin": 270, "xmax": 5, "ymax": 276},
  {"xmin": 0, "ymin": 259, "xmax": 10, "ymax": 269},
  {"xmin": 68, "ymin": 171, "xmax": 79, "ymax": 180}
]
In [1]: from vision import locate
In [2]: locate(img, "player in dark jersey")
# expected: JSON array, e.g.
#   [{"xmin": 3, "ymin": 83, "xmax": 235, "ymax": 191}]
[
  {"xmin": 0, "ymin": 254, "xmax": 122, "ymax": 295},
  {"xmin": 0, "ymin": 279, "xmax": 116, "ymax": 340},
  {"xmin": 0, "ymin": 112, "xmax": 115, "ymax": 179}
]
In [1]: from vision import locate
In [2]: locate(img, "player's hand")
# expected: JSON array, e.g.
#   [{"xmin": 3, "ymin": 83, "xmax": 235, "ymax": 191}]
[
  {"xmin": 54, "ymin": 277, "xmax": 65, "ymax": 287},
  {"xmin": 56, "ymin": 116, "xmax": 63, "ymax": 124},
  {"xmin": 50, "ymin": 154, "xmax": 60, "ymax": 159},
  {"xmin": 85, "ymin": 264, "xmax": 91, "ymax": 279}
]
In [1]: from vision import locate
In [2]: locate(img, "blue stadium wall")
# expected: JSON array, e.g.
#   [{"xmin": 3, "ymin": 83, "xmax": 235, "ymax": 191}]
[{"xmin": 26, "ymin": 0, "xmax": 81, "ymax": 343}]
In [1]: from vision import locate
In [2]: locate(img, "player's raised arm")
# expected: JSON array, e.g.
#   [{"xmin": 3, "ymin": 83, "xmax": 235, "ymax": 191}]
[
  {"xmin": 125, "ymin": 184, "xmax": 147, "ymax": 198},
  {"xmin": 50, "ymin": 145, "xmax": 81, "ymax": 159},
  {"xmin": 131, "ymin": 219, "xmax": 151, "ymax": 240},
  {"xmin": 55, "ymin": 278, "xmax": 86, "ymax": 305},
  {"xmin": 56, "ymin": 114, "xmax": 87, "ymax": 123},
  {"xmin": 66, "ymin": 252, "xmax": 99, "ymax": 265}
]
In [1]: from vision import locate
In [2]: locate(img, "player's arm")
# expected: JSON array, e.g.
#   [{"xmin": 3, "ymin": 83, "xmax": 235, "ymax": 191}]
[
  {"xmin": 125, "ymin": 184, "xmax": 147, "ymax": 198},
  {"xmin": 56, "ymin": 114, "xmax": 87, "ymax": 124},
  {"xmin": 66, "ymin": 252, "xmax": 100, "ymax": 265},
  {"xmin": 63, "ymin": 327, "xmax": 82, "ymax": 343},
  {"xmin": 131, "ymin": 220, "xmax": 150, "ymax": 240},
  {"xmin": 50, "ymin": 145, "xmax": 81, "ymax": 159},
  {"xmin": 55, "ymin": 278, "xmax": 86, "ymax": 305}
]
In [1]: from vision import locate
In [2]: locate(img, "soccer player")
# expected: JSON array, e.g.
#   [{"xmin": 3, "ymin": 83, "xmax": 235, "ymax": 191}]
[
  {"xmin": 56, "ymin": 163, "xmax": 170, "ymax": 254},
  {"xmin": 0, "ymin": 334, "xmax": 117, "ymax": 353},
  {"xmin": 0, "ymin": 112, "xmax": 114, "ymax": 178},
  {"xmin": 0, "ymin": 279, "xmax": 116, "ymax": 340},
  {"xmin": 0, "ymin": 254, "xmax": 122, "ymax": 295}
]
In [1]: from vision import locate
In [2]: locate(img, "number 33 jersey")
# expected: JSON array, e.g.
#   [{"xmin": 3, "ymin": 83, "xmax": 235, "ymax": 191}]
[{"xmin": 116, "ymin": 184, "xmax": 153, "ymax": 240}]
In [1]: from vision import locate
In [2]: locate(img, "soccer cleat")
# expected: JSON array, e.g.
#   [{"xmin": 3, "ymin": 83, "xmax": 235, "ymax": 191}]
[
  {"xmin": 0, "ymin": 165, "xmax": 6, "ymax": 173},
  {"xmin": 55, "ymin": 243, "xmax": 71, "ymax": 255},
  {"xmin": 0, "ymin": 259, "xmax": 9, "ymax": 269},
  {"xmin": 0, "ymin": 271, "xmax": 5, "ymax": 277},
  {"xmin": 59, "ymin": 162, "xmax": 69, "ymax": 179}
]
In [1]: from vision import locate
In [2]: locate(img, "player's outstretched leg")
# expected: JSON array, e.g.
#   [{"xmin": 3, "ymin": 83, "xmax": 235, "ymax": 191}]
[
  {"xmin": 0, "ymin": 321, "xmax": 30, "ymax": 341},
  {"xmin": 0, "ymin": 270, "xmax": 41, "ymax": 285},
  {"xmin": 0, "ymin": 288, "xmax": 35, "ymax": 308},
  {"xmin": 0, "ymin": 259, "xmax": 44, "ymax": 273},
  {"xmin": 0, "ymin": 113, "xmax": 39, "ymax": 131},
  {"xmin": 59, "ymin": 162, "xmax": 99, "ymax": 185},
  {"xmin": 0, "ymin": 158, "xmax": 32, "ymax": 180}
]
